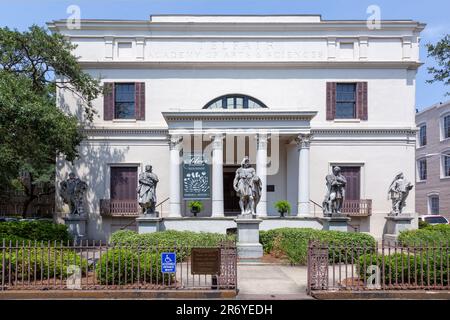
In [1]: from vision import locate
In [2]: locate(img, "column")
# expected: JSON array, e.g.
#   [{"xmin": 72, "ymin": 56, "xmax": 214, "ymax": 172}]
[
  {"xmin": 297, "ymin": 134, "xmax": 312, "ymax": 216},
  {"xmin": 211, "ymin": 134, "xmax": 224, "ymax": 217},
  {"xmin": 169, "ymin": 135, "xmax": 182, "ymax": 217},
  {"xmin": 256, "ymin": 133, "xmax": 268, "ymax": 217}
]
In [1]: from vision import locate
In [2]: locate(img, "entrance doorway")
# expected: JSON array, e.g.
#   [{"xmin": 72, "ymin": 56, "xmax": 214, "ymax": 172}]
[{"xmin": 223, "ymin": 166, "xmax": 240, "ymax": 215}]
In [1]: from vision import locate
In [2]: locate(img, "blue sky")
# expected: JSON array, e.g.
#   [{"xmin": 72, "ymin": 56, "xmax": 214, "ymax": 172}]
[{"xmin": 1, "ymin": 0, "xmax": 449, "ymax": 110}]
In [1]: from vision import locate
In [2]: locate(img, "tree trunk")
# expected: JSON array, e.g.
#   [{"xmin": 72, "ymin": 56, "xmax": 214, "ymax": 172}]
[
  {"xmin": 21, "ymin": 172, "xmax": 36, "ymax": 219},
  {"xmin": 22, "ymin": 195, "xmax": 36, "ymax": 219}
]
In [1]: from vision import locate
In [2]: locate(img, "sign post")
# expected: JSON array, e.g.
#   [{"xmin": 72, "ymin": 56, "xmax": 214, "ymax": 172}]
[{"xmin": 161, "ymin": 252, "xmax": 177, "ymax": 273}]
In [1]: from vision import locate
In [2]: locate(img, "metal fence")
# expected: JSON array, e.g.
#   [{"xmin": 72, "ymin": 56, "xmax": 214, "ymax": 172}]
[
  {"xmin": 0, "ymin": 240, "xmax": 237, "ymax": 291},
  {"xmin": 307, "ymin": 240, "xmax": 450, "ymax": 294}
]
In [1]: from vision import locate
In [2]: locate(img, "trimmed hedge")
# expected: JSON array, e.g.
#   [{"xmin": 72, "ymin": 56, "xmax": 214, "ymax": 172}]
[
  {"xmin": 96, "ymin": 248, "xmax": 171, "ymax": 285},
  {"xmin": 110, "ymin": 230, "xmax": 234, "ymax": 247},
  {"xmin": 260, "ymin": 228, "xmax": 376, "ymax": 265},
  {"xmin": 358, "ymin": 250, "xmax": 449, "ymax": 286},
  {"xmin": 109, "ymin": 230, "xmax": 235, "ymax": 262},
  {"xmin": 0, "ymin": 220, "xmax": 72, "ymax": 242},
  {"xmin": 398, "ymin": 224, "xmax": 450, "ymax": 246},
  {"xmin": 0, "ymin": 248, "xmax": 87, "ymax": 282}
]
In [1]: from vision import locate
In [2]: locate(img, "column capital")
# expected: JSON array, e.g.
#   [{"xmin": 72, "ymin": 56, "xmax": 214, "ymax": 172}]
[
  {"xmin": 169, "ymin": 135, "xmax": 183, "ymax": 150},
  {"xmin": 257, "ymin": 133, "xmax": 270, "ymax": 150},
  {"xmin": 295, "ymin": 133, "xmax": 313, "ymax": 149},
  {"xmin": 211, "ymin": 133, "xmax": 224, "ymax": 150}
]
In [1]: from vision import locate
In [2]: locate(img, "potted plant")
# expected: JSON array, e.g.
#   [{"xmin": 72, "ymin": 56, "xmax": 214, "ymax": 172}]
[
  {"xmin": 274, "ymin": 200, "xmax": 291, "ymax": 217},
  {"xmin": 188, "ymin": 201, "xmax": 203, "ymax": 217}
]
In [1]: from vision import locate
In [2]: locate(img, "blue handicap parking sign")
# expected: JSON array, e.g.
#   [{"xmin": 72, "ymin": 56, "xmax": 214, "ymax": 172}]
[{"xmin": 161, "ymin": 252, "xmax": 176, "ymax": 273}]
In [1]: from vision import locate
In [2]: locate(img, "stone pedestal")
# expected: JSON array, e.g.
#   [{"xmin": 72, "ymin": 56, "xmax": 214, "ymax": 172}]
[
  {"xmin": 64, "ymin": 214, "xmax": 87, "ymax": 242},
  {"xmin": 320, "ymin": 215, "xmax": 351, "ymax": 232},
  {"xmin": 383, "ymin": 215, "xmax": 414, "ymax": 245},
  {"xmin": 234, "ymin": 217, "xmax": 263, "ymax": 260},
  {"xmin": 136, "ymin": 215, "xmax": 162, "ymax": 234}
]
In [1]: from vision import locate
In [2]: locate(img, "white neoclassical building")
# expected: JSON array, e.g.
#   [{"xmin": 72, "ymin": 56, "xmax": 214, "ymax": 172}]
[{"xmin": 48, "ymin": 15, "xmax": 424, "ymax": 241}]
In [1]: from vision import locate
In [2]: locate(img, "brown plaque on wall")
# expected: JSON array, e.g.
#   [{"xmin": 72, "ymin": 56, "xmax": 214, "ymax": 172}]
[{"xmin": 191, "ymin": 248, "xmax": 221, "ymax": 275}]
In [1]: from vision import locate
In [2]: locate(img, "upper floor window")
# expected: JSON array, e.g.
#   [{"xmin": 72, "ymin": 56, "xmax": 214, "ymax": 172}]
[
  {"xmin": 444, "ymin": 115, "xmax": 450, "ymax": 140},
  {"xmin": 103, "ymin": 82, "xmax": 145, "ymax": 121},
  {"xmin": 203, "ymin": 94, "xmax": 268, "ymax": 109},
  {"xmin": 418, "ymin": 158, "xmax": 427, "ymax": 181},
  {"xmin": 444, "ymin": 153, "xmax": 450, "ymax": 177},
  {"xmin": 335, "ymin": 83, "xmax": 356, "ymax": 119},
  {"xmin": 418, "ymin": 124, "xmax": 427, "ymax": 147},
  {"xmin": 115, "ymin": 83, "xmax": 135, "ymax": 119},
  {"xmin": 326, "ymin": 82, "xmax": 368, "ymax": 120}
]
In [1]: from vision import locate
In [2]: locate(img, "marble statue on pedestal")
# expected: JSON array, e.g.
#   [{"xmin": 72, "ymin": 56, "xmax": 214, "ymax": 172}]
[
  {"xmin": 137, "ymin": 164, "xmax": 159, "ymax": 215},
  {"xmin": 233, "ymin": 157, "xmax": 262, "ymax": 216},
  {"xmin": 59, "ymin": 172, "xmax": 87, "ymax": 216},
  {"xmin": 322, "ymin": 166, "xmax": 347, "ymax": 216},
  {"xmin": 387, "ymin": 172, "xmax": 413, "ymax": 216}
]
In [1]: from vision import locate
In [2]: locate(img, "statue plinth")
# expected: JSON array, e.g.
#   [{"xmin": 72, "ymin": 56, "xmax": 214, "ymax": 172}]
[
  {"xmin": 234, "ymin": 217, "xmax": 263, "ymax": 260},
  {"xmin": 63, "ymin": 214, "xmax": 87, "ymax": 243},
  {"xmin": 383, "ymin": 214, "xmax": 414, "ymax": 245},
  {"xmin": 136, "ymin": 215, "xmax": 162, "ymax": 234},
  {"xmin": 320, "ymin": 214, "xmax": 351, "ymax": 232}
]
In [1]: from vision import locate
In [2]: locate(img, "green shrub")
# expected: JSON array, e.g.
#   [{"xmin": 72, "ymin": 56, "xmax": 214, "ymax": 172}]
[
  {"xmin": 188, "ymin": 201, "xmax": 203, "ymax": 214},
  {"xmin": 96, "ymin": 248, "xmax": 172, "ymax": 285},
  {"xmin": 0, "ymin": 221, "xmax": 72, "ymax": 242},
  {"xmin": 358, "ymin": 250, "xmax": 449, "ymax": 286},
  {"xmin": 109, "ymin": 230, "xmax": 235, "ymax": 262},
  {"xmin": 0, "ymin": 247, "xmax": 87, "ymax": 282},
  {"xmin": 398, "ymin": 224, "xmax": 450, "ymax": 246},
  {"xmin": 110, "ymin": 230, "xmax": 234, "ymax": 247},
  {"xmin": 418, "ymin": 220, "xmax": 429, "ymax": 229},
  {"xmin": 274, "ymin": 200, "xmax": 291, "ymax": 216},
  {"xmin": 0, "ymin": 233, "xmax": 28, "ymax": 244},
  {"xmin": 260, "ymin": 228, "xmax": 376, "ymax": 265}
]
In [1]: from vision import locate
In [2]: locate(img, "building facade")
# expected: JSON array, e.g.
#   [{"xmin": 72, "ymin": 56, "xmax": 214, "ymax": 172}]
[
  {"xmin": 48, "ymin": 15, "xmax": 424, "ymax": 241},
  {"xmin": 415, "ymin": 101, "xmax": 450, "ymax": 220}
]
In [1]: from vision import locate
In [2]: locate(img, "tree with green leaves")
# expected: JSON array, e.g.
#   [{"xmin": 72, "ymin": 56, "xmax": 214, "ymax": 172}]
[
  {"xmin": 426, "ymin": 34, "xmax": 450, "ymax": 95},
  {"xmin": 0, "ymin": 25, "xmax": 101, "ymax": 217}
]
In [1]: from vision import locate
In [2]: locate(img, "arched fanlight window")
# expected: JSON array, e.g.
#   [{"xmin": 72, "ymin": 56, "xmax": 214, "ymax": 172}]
[{"xmin": 203, "ymin": 94, "xmax": 268, "ymax": 109}]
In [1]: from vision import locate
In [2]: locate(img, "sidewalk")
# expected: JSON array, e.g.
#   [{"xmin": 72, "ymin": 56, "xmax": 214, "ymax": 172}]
[{"xmin": 236, "ymin": 263, "xmax": 313, "ymax": 300}]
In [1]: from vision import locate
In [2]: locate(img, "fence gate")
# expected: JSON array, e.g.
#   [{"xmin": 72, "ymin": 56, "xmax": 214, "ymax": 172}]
[{"xmin": 307, "ymin": 241, "xmax": 329, "ymax": 294}]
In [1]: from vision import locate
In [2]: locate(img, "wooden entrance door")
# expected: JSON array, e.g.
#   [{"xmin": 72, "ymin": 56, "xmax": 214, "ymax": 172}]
[
  {"xmin": 110, "ymin": 167, "xmax": 138, "ymax": 200},
  {"xmin": 339, "ymin": 166, "xmax": 361, "ymax": 200}
]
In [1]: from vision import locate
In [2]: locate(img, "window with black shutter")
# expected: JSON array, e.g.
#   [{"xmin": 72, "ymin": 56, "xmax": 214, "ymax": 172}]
[
  {"xmin": 114, "ymin": 83, "xmax": 135, "ymax": 119},
  {"xmin": 335, "ymin": 83, "xmax": 357, "ymax": 119}
]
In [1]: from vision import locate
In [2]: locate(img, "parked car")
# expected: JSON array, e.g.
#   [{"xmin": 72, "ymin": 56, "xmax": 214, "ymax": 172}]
[
  {"xmin": 418, "ymin": 215, "xmax": 449, "ymax": 225},
  {"xmin": 0, "ymin": 217, "xmax": 20, "ymax": 222}
]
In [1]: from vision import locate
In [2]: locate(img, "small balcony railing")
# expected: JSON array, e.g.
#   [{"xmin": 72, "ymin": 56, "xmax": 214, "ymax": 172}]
[
  {"xmin": 342, "ymin": 199, "xmax": 372, "ymax": 216},
  {"xmin": 310, "ymin": 199, "xmax": 372, "ymax": 217},
  {"xmin": 100, "ymin": 199, "xmax": 139, "ymax": 217}
]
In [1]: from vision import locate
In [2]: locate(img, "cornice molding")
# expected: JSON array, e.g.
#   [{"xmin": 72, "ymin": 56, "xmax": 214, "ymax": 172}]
[
  {"xmin": 311, "ymin": 128, "xmax": 417, "ymax": 135},
  {"xmin": 78, "ymin": 60, "xmax": 423, "ymax": 70},
  {"xmin": 47, "ymin": 19, "xmax": 425, "ymax": 33},
  {"xmin": 162, "ymin": 110, "xmax": 317, "ymax": 122},
  {"xmin": 83, "ymin": 127, "xmax": 168, "ymax": 136}
]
